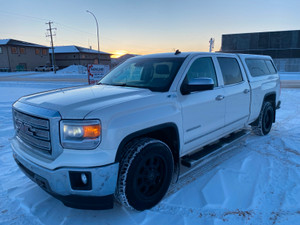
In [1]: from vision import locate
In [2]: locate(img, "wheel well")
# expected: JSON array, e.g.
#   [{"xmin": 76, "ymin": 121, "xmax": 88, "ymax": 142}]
[
  {"xmin": 251, "ymin": 92, "xmax": 276, "ymax": 126},
  {"xmin": 115, "ymin": 123, "xmax": 180, "ymax": 169}
]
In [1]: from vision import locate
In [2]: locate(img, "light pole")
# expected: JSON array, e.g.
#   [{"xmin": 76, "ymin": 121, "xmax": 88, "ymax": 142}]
[{"xmin": 86, "ymin": 10, "xmax": 100, "ymax": 64}]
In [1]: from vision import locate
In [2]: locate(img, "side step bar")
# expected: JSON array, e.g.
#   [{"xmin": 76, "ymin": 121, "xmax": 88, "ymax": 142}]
[{"xmin": 181, "ymin": 130, "xmax": 250, "ymax": 168}]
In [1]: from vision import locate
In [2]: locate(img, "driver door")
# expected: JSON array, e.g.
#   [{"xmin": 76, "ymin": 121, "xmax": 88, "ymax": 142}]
[{"xmin": 179, "ymin": 56, "xmax": 225, "ymax": 154}]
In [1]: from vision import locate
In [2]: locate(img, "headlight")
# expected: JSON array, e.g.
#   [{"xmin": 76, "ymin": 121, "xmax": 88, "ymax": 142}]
[{"xmin": 60, "ymin": 120, "xmax": 101, "ymax": 149}]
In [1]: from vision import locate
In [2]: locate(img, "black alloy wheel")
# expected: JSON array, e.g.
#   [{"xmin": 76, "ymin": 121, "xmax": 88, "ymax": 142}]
[
  {"xmin": 261, "ymin": 102, "xmax": 274, "ymax": 135},
  {"xmin": 116, "ymin": 138, "xmax": 174, "ymax": 211}
]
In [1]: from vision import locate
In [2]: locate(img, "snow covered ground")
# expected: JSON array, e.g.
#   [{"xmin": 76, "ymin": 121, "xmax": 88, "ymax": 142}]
[
  {"xmin": 0, "ymin": 80, "xmax": 300, "ymax": 225},
  {"xmin": 0, "ymin": 65, "xmax": 88, "ymax": 80},
  {"xmin": 279, "ymin": 72, "xmax": 300, "ymax": 80}
]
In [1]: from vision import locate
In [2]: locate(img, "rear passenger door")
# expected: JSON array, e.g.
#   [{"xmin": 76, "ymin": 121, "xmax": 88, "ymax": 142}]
[{"xmin": 216, "ymin": 56, "xmax": 251, "ymax": 131}]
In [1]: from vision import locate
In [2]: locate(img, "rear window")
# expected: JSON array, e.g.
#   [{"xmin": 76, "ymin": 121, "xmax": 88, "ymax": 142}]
[
  {"xmin": 265, "ymin": 60, "xmax": 277, "ymax": 74},
  {"xmin": 245, "ymin": 59, "xmax": 277, "ymax": 77}
]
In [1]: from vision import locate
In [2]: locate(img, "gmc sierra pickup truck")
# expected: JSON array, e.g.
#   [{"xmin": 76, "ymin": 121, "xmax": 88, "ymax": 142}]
[{"xmin": 11, "ymin": 52, "xmax": 281, "ymax": 211}]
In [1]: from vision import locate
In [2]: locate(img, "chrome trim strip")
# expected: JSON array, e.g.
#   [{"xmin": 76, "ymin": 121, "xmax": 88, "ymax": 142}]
[
  {"xmin": 14, "ymin": 110, "xmax": 49, "ymax": 129},
  {"xmin": 186, "ymin": 124, "xmax": 202, "ymax": 132},
  {"xmin": 13, "ymin": 101, "xmax": 63, "ymax": 160},
  {"xmin": 14, "ymin": 109, "xmax": 51, "ymax": 152},
  {"xmin": 184, "ymin": 115, "xmax": 248, "ymax": 145}
]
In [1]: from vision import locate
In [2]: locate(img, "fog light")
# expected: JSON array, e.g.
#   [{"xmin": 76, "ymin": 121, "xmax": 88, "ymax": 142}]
[
  {"xmin": 69, "ymin": 171, "xmax": 92, "ymax": 190},
  {"xmin": 81, "ymin": 173, "xmax": 88, "ymax": 184}
]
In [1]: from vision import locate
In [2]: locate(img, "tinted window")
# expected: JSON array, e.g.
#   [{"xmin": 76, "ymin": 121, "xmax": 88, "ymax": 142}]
[
  {"xmin": 246, "ymin": 59, "xmax": 277, "ymax": 76},
  {"xmin": 265, "ymin": 60, "xmax": 277, "ymax": 74},
  {"xmin": 186, "ymin": 57, "xmax": 218, "ymax": 87},
  {"xmin": 100, "ymin": 57, "xmax": 185, "ymax": 92},
  {"xmin": 246, "ymin": 59, "xmax": 269, "ymax": 76},
  {"xmin": 217, "ymin": 57, "xmax": 243, "ymax": 85}
]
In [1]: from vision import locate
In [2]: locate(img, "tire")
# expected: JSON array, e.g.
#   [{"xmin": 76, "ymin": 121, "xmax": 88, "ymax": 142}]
[
  {"xmin": 252, "ymin": 101, "xmax": 275, "ymax": 136},
  {"xmin": 116, "ymin": 138, "xmax": 174, "ymax": 211}
]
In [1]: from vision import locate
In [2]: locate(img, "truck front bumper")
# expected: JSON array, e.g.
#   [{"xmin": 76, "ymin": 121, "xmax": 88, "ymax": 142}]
[{"xmin": 13, "ymin": 152, "xmax": 119, "ymax": 210}]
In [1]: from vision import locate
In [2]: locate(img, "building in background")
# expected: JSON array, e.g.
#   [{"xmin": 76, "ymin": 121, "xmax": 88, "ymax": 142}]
[
  {"xmin": 221, "ymin": 30, "xmax": 300, "ymax": 72},
  {"xmin": 0, "ymin": 39, "xmax": 49, "ymax": 72},
  {"xmin": 50, "ymin": 45, "xmax": 111, "ymax": 69}
]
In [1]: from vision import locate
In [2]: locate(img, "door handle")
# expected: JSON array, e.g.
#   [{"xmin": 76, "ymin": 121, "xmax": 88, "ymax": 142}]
[
  {"xmin": 216, "ymin": 95, "xmax": 225, "ymax": 101},
  {"xmin": 243, "ymin": 89, "xmax": 250, "ymax": 94}
]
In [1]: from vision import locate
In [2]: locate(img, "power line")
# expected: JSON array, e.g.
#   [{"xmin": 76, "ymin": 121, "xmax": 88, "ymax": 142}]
[
  {"xmin": 0, "ymin": 9, "xmax": 48, "ymax": 22},
  {"xmin": 0, "ymin": 9, "xmax": 162, "ymax": 53}
]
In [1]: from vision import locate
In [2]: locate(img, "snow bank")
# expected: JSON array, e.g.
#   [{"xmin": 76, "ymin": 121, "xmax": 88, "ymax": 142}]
[
  {"xmin": 57, "ymin": 65, "xmax": 87, "ymax": 75},
  {"xmin": 0, "ymin": 82, "xmax": 300, "ymax": 225},
  {"xmin": 30, "ymin": 65, "xmax": 88, "ymax": 79},
  {"xmin": 279, "ymin": 72, "xmax": 300, "ymax": 80}
]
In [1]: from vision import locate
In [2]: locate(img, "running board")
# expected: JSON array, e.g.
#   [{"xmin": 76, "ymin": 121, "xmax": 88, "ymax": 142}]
[{"xmin": 181, "ymin": 130, "xmax": 250, "ymax": 168}]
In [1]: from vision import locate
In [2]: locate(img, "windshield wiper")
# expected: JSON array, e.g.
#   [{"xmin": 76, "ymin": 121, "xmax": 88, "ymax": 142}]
[
  {"xmin": 98, "ymin": 82, "xmax": 126, "ymax": 86},
  {"xmin": 99, "ymin": 82, "xmax": 153, "ymax": 91},
  {"xmin": 110, "ymin": 83, "xmax": 127, "ymax": 87},
  {"xmin": 125, "ymin": 84, "xmax": 153, "ymax": 91}
]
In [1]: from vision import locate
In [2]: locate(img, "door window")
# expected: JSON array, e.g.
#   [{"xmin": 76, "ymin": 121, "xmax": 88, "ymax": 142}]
[
  {"xmin": 217, "ymin": 57, "xmax": 243, "ymax": 85},
  {"xmin": 186, "ymin": 57, "xmax": 218, "ymax": 87}
]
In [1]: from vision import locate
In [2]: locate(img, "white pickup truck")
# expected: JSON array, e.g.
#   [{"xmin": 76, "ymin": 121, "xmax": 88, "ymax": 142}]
[{"xmin": 11, "ymin": 52, "xmax": 281, "ymax": 211}]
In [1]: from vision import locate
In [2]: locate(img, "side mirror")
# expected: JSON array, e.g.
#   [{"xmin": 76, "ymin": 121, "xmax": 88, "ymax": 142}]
[{"xmin": 181, "ymin": 77, "xmax": 214, "ymax": 95}]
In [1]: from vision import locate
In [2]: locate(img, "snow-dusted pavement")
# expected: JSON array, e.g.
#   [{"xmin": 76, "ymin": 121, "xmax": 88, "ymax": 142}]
[{"xmin": 0, "ymin": 81, "xmax": 300, "ymax": 225}]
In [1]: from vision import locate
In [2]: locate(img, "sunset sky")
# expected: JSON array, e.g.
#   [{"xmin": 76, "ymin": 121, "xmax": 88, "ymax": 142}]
[{"xmin": 1, "ymin": 0, "xmax": 300, "ymax": 57}]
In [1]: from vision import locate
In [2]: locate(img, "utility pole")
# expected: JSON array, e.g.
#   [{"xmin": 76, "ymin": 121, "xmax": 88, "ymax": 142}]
[{"xmin": 46, "ymin": 21, "xmax": 57, "ymax": 73}]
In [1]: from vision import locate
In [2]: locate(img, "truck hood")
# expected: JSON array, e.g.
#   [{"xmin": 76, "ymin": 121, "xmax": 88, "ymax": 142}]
[{"xmin": 19, "ymin": 84, "xmax": 153, "ymax": 119}]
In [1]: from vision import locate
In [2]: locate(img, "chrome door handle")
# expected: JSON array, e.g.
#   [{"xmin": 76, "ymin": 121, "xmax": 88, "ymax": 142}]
[
  {"xmin": 216, "ymin": 95, "xmax": 225, "ymax": 101},
  {"xmin": 243, "ymin": 89, "xmax": 250, "ymax": 94}
]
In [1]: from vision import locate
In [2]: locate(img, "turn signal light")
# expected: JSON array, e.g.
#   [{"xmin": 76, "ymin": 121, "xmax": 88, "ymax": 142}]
[{"xmin": 83, "ymin": 124, "xmax": 101, "ymax": 138}]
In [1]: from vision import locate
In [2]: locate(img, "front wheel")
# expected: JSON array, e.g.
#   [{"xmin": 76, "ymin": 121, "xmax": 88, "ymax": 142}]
[
  {"xmin": 252, "ymin": 101, "xmax": 275, "ymax": 136},
  {"xmin": 116, "ymin": 138, "xmax": 174, "ymax": 211}
]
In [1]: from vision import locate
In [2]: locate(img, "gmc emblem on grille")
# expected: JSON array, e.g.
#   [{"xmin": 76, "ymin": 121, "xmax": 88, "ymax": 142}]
[{"xmin": 16, "ymin": 120, "xmax": 35, "ymax": 136}]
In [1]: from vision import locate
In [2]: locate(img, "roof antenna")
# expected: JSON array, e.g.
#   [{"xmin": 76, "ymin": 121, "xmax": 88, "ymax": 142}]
[{"xmin": 175, "ymin": 49, "xmax": 181, "ymax": 55}]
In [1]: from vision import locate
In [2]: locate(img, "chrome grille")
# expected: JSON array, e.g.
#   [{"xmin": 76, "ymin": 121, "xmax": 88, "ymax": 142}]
[{"xmin": 13, "ymin": 110, "xmax": 51, "ymax": 154}]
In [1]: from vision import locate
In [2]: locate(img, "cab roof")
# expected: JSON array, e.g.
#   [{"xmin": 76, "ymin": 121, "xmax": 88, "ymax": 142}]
[{"xmin": 134, "ymin": 51, "xmax": 272, "ymax": 60}]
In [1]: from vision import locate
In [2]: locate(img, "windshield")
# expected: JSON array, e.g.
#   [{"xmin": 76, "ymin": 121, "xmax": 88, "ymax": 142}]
[{"xmin": 99, "ymin": 57, "xmax": 185, "ymax": 92}]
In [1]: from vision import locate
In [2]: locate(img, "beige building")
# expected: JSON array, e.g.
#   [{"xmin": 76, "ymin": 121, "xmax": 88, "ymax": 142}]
[
  {"xmin": 0, "ymin": 39, "xmax": 49, "ymax": 72},
  {"xmin": 50, "ymin": 46, "xmax": 111, "ymax": 69}
]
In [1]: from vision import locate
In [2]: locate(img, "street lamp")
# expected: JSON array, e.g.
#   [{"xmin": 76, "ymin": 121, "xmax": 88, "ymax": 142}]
[{"xmin": 86, "ymin": 10, "xmax": 100, "ymax": 64}]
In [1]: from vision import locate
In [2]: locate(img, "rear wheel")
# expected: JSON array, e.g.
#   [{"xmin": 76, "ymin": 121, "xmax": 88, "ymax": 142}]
[
  {"xmin": 116, "ymin": 138, "xmax": 174, "ymax": 211},
  {"xmin": 252, "ymin": 101, "xmax": 274, "ymax": 136}
]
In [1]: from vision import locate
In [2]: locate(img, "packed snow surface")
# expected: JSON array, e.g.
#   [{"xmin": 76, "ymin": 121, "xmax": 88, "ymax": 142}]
[
  {"xmin": 0, "ymin": 65, "xmax": 88, "ymax": 79},
  {"xmin": 279, "ymin": 72, "xmax": 300, "ymax": 80},
  {"xmin": 0, "ymin": 81, "xmax": 299, "ymax": 225},
  {"xmin": 56, "ymin": 65, "xmax": 87, "ymax": 75}
]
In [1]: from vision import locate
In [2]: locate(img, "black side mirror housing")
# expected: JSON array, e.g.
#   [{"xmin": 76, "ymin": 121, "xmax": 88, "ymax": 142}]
[{"xmin": 181, "ymin": 77, "xmax": 214, "ymax": 95}]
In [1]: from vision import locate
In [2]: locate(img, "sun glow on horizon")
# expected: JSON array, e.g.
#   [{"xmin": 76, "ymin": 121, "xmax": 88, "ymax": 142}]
[{"xmin": 111, "ymin": 50, "xmax": 128, "ymax": 58}]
